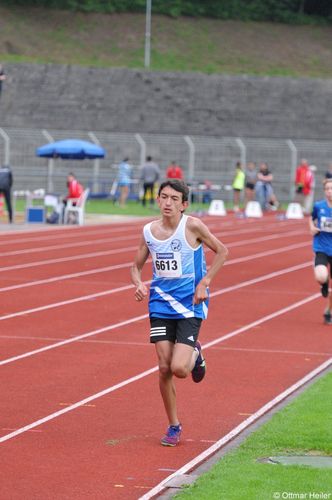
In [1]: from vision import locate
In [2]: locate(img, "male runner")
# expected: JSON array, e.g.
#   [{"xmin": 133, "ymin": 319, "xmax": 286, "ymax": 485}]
[{"xmin": 131, "ymin": 179, "xmax": 228, "ymax": 446}]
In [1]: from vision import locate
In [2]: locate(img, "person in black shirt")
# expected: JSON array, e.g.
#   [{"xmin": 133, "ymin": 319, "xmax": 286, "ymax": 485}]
[{"xmin": 0, "ymin": 165, "xmax": 13, "ymax": 223}]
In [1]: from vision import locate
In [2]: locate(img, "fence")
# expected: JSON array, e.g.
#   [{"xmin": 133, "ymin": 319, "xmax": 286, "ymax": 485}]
[{"xmin": 0, "ymin": 127, "xmax": 332, "ymax": 204}]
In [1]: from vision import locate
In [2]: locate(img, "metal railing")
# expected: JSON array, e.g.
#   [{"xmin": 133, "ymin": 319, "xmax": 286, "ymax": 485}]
[{"xmin": 0, "ymin": 127, "xmax": 331, "ymax": 204}]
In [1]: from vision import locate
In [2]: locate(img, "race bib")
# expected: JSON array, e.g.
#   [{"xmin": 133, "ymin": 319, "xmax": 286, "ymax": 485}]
[
  {"xmin": 152, "ymin": 251, "xmax": 182, "ymax": 278},
  {"xmin": 320, "ymin": 216, "xmax": 332, "ymax": 233}
]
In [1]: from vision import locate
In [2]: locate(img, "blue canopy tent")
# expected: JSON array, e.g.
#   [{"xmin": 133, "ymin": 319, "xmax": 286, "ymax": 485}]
[{"xmin": 36, "ymin": 139, "xmax": 106, "ymax": 193}]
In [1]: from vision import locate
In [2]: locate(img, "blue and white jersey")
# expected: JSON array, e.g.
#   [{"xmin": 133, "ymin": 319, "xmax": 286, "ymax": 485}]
[
  {"xmin": 312, "ymin": 199, "xmax": 332, "ymax": 256},
  {"xmin": 144, "ymin": 214, "xmax": 208, "ymax": 319}
]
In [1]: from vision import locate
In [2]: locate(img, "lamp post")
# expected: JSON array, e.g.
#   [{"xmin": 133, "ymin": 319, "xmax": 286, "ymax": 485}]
[{"xmin": 144, "ymin": 0, "xmax": 152, "ymax": 68}]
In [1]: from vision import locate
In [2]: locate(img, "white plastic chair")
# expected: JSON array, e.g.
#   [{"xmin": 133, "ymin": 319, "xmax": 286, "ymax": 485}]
[{"xmin": 64, "ymin": 188, "xmax": 90, "ymax": 225}]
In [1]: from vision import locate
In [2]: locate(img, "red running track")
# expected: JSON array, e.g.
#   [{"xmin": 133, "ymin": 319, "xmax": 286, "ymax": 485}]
[{"xmin": 0, "ymin": 215, "xmax": 331, "ymax": 499}]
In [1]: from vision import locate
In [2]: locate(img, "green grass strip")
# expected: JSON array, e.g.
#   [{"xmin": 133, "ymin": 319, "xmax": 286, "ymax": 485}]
[{"xmin": 176, "ymin": 371, "xmax": 332, "ymax": 499}]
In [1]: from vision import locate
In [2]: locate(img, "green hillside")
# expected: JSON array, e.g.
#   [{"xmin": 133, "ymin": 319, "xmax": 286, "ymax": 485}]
[{"xmin": 0, "ymin": 6, "xmax": 332, "ymax": 77}]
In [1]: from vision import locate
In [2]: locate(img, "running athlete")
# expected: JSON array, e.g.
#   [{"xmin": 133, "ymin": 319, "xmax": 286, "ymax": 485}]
[
  {"xmin": 131, "ymin": 179, "xmax": 228, "ymax": 446},
  {"xmin": 309, "ymin": 178, "xmax": 332, "ymax": 324}
]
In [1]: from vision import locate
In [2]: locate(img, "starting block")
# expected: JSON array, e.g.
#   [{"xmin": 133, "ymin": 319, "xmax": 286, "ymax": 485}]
[
  {"xmin": 208, "ymin": 199, "xmax": 226, "ymax": 216},
  {"xmin": 245, "ymin": 201, "xmax": 263, "ymax": 218},
  {"xmin": 286, "ymin": 203, "xmax": 303, "ymax": 219}
]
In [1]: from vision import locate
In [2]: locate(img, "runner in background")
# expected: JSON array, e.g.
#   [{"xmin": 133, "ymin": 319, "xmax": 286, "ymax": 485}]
[{"xmin": 309, "ymin": 178, "xmax": 332, "ymax": 324}]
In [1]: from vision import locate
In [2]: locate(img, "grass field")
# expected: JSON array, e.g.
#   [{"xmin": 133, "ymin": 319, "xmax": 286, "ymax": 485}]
[
  {"xmin": 176, "ymin": 372, "xmax": 332, "ymax": 499},
  {"xmin": 1, "ymin": 7, "xmax": 332, "ymax": 78}
]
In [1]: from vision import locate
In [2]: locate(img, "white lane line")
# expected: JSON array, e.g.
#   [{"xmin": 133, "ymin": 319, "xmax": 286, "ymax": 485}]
[
  {"xmin": 206, "ymin": 291, "xmax": 321, "ymax": 348},
  {"xmin": 2, "ymin": 335, "xmax": 330, "ymax": 356},
  {"xmin": 0, "ymin": 240, "xmax": 308, "ymax": 294},
  {"xmin": 0, "ymin": 217, "xmax": 302, "ymax": 248},
  {"xmin": 0, "ymin": 246, "xmax": 138, "ymax": 273},
  {"xmin": 0, "ymin": 365, "xmax": 159, "ymax": 444},
  {"xmin": 212, "ymin": 346, "xmax": 332, "ymax": 357},
  {"xmin": 0, "ymin": 262, "xmax": 134, "ymax": 293},
  {"xmin": 0, "ymin": 314, "xmax": 149, "ymax": 366},
  {"xmin": 139, "ymin": 356, "xmax": 332, "ymax": 500},
  {"xmin": 0, "ymin": 260, "xmax": 312, "ymax": 323},
  {"xmin": 0, "ymin": 291, "xmax": 323, "ymax": 443},
  {"xmin": 0, "ymin": 225, "xmax": 302, "ymax": 258},
  {"xmin": 0, "ymin": 234, "xmax": 138, "ymax": 257},
  {"xmin": 0, "ymin": 228, "xmax": 306, "ymax": 274},
  {"xmin": 211, "ymin": 261, "xmax": 312, "ymax": 298}
]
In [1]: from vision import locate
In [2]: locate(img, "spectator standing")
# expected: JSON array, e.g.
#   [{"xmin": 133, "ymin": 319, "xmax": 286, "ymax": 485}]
[
  {"xmin": 244, "ymin": 161, "xmax": 257, "ymax": 206},
  {"xmin": 309, "ymin": 178, "xmax": 332, "ymax": 324},
  {"xmin": 166, "ymin": 161, "xmax": 184, "ymax": 180},
  {"xmin": 0, "ymin": 64, "xmax": 6, "ymax": 100},
  {"xmin": 117, "ymin": 157, "xmax": 132, "ymax": 207},
  {"xmin": 325, "ymin": 162, "xmax": 332, "ymax": 179},
  {"xmin": 141, "ymin": 156, "xmax": 160, "ymax": 207},
  {"xmin": 231, "ymin": 161, "xmax": 245, "ymax": 212},
  {"xmin": 294, "ymin": 158, "xmax": 314, "ymax": 213},
  {"xmin": 0, "ymin": 164, "xmax": 13, "ymax": 223},
  {"xmin": 303, "ymin": 165, "xmax": 316, "ymax": 215},
  {"xmin": 255, "ymin": 162, "xmax": 279, "ymax": 210}
]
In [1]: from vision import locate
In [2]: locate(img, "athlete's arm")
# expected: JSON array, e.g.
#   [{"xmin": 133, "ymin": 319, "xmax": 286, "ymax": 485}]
[
  {"xmin": 187, "ymin": 217, "xmax": 228, "ymax": 304},
  {"xmin": 131, "ymin": 234, "xmax": 150, "ymax": 301},
  {"xmin": 309, "ymin": 216, "xmax": 320, "ymax": 236}
]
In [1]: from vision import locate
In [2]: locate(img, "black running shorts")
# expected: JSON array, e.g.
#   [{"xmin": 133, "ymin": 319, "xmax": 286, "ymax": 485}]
[
  {"xmin": 315, "ymin": 252, "xmax": 332, "ymax": 277},
  {"xmin": 149, "ymin": 317, "xmax": 202, "ymax": 347}
]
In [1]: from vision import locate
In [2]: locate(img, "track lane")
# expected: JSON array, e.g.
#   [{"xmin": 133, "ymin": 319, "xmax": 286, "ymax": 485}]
[{"xmin": 1, "ymin": 215, "xmax": 328, "ymax": 499}]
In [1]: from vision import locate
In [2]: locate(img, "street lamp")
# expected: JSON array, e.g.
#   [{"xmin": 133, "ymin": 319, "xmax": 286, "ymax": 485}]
[{"xmin": 144, "ymin": 0, "xmax": 152, "ymax": 68}]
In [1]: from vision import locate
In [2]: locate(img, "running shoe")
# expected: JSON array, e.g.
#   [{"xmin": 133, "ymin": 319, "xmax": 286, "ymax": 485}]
[
  {"xmin": 321, "ymin": 282, "xmax": 329, "ymax": 298},
  {"xmin": 191, "ymin": 341, "xmax": 206, "ymax": 383},
  {"xmin": 324, "ymin": 311, "xmax": 332, "ymax": 325},
  {"xmin": 161, "ymin": 424, "xmax": 182, "ymax": 447}
]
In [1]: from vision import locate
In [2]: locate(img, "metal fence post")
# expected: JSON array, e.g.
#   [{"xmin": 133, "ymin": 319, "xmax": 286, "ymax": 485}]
[
  {"xmin": 184, "ymin": 136, "xmax": 195, "ymax": 182},
  {"xmin": 88, "ymin": 131, "xmax": 101, "ymax": 194},
  {"xmin": 0, "ymin": 128, "xmax": 10, "ymax": 165},
  {"xmin": 286, "ymin": 139, "xmax": 297, "ymax": 201},
  {"xmin": 135, "ymin": 134, "xmax": 146, "ymax": 167},
  {"xmin": 42, "ymin": 129, "xmax": 55, "ymax": 193},
  {"xmin": 236, "ymin": 138, "xmax": 246, "ymax": 167}
]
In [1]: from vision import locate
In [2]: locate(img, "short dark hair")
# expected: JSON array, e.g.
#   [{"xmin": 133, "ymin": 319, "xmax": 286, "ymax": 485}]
[{"xmin": 158, "ymin": 179, "xmax": 189, "ymax": 202}]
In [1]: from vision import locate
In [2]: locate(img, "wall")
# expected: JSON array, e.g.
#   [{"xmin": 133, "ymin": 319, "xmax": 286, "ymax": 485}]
[{"xmin": 1, "ymin": 63, "xmax": 332, "ymax": 139}]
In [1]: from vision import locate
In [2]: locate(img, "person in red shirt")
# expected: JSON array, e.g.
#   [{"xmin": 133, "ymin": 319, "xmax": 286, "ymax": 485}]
[
  {"xmin": 166, "ymin": 161, "xmax": 184, "ymax": 180},
  {"xmin": 66, "ymin": 172, "xmax": 84, "ymax": 199},
  {"xmin": 62, "ymin": 172, "xmax": 84, "ymax": 222},
  {"xmin": 294, "ymin": 159, "xmax": 314, "ymax": 213}
]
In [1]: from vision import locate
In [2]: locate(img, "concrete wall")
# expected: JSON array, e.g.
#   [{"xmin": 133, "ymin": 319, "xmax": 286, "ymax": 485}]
[{"xmin": 1, "ymin": 63, "xmax": 332, "ymax": 140}]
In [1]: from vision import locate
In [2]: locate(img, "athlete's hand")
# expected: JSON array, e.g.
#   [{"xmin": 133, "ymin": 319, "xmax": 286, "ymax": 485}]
[
  {"xmin": 310, "ymin": 226, "xmax": 320, "ymax": 236},
  {"xmin": 135, "ymin": 283, "xmax": 148, "ymax": 302},
  {"xmin": 193, "ymin": 283, "xmax": 209, "ymax": 305}
]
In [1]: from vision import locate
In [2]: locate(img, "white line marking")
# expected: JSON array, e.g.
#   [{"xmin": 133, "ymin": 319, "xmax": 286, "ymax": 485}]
[
  {"xmin": 0, "ymin": 246, "xmax": 138, "ymax": 274},
  {"xmin": 0, "ymin": 229, "xmax": 306, "ymax": 274},
  {"xmin": 0, "ymin": 241, "xmax": 308, "ymax": 294},
  {"xmin": 139, "ymin": 357, "xmax": 332, "ymax": 500},
  {"xmin": 0, "ymin": 291, "xmax": 323, "ymax": 443},
  {"xmin": 0, "ymin": 366, "xmax": 159, "ymax": 444},
  {"xmin": 0, "ymin": 314, "xmax": 149, "ymax": 366},
  {"xmin": 0, "ymin": 217, "xmax": 301, "ymax": 248},
  {"xmin": 0, "ymin": 259, "xmax": 311, "ymax": 324}
]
